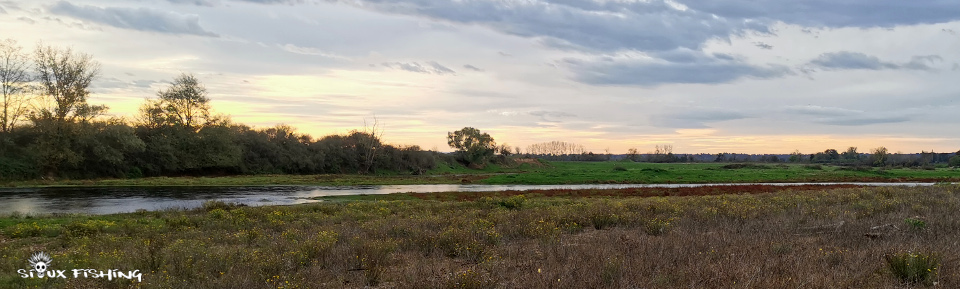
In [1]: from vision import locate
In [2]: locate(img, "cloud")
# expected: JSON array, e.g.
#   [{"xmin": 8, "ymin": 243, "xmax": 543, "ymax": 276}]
[
  {"xmin": 279, "ymin": 44, "xmax": 350, "ymax": 60},
  {"xmin": 18, "ymin": 17, "xmax": 35, "ymax": 24},
  {"xmin": 785, "ymin": 105, "xmax": 863, "ymax": 117},
  {"xmin": 0, "ymin": 6, "xmax": 6, "ymax": 14},
  {"xmin": 49, "ymin": 1, "xmax": 218, "ymax": 37},
  {"xmin": 529, "ymin": 110, "xmax": 576, "ymax": 122},
  {"xmin": 816, "ymin": 115, "xmax": 911, "ymax": 126},
  {"xmin": 381, "ymin": 61, "xmax": 456, "ymax": 75},
  {"xmin": 166, "ymin": 0, "xmax": 221, "ymax": 6},
  {"xmin": 651, "ymin": 110, "xmax": 749, "ymax": 128},
  {"xmin": 672, "ymin": 0, "xmax": 960, "ymax": 28},
  {"xmin": 753, "ymin": 42, "xmax": 773, "ymax": 50},
  {"xmin": 463, "ymin": 64, "xmax": 483, "ymax": 72},
  {"xmin": 330, "ymin": 0, "xmax": 769, "ymax": 53},
  {"xmin": 562, "ymin": 50, "xmax": 792, "ymax": 86},
  {"xmin": 808, "ymin": 51, "xmax": 941, "ymax": 71}
]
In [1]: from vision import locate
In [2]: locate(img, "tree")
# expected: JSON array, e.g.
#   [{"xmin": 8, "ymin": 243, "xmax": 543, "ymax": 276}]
[
  {"xmin": 841, "ymin": 147, "xmax": 860, "ymax": 161},
  {"xmin": 447, "ymin": 127, "xmax": 496, "ymax": 166},
  {"xmin": 626, "ymin": 148, "xmax": 639, "ymax": 162},
  {"xmin": 789, "ymin": 150, "xmax": 803, "ymax": 163},
  {"xmin": 33, "ymin": 44, "xmax": 103, "ymax": 123},
  {"xmin": 871, "ymin": 146, "xmax": 888, "ymax": 167},
  {"xmin": 0, "ymin": 39, "xmax": 32, "ymax": 132},
  {"xmin": 142, "ymin": 73, "xmax": 211, "ymax": 129}
]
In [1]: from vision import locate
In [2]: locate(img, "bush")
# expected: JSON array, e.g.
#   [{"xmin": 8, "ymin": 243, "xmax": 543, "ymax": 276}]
[
  {"xmin": 803, "ymin": 164, "xmax": 823, "ymax": 170},
  {"xmin": 904, "ymin": 218, "xmax": 926, "ymax": 231},
  {"xmin": 612, "ymin": 165, "xmax": 627, "ymax": 172},
  {"xmin": 885, "ymin": 252, "xmax": 939, "ymax": 285}
]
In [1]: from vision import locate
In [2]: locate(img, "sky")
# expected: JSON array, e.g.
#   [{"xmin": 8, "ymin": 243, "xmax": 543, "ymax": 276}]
[{"xmin": 1, "ymin": 0, "xmax": 959, "ymax": 154}]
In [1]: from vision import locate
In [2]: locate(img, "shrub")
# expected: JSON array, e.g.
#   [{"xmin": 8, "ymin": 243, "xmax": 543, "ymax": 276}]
[
  {"xmin": 885, "ymin": 252, "xmax": 939, "ymax": 285},
  {"xmin": 612, "ymin": 165, "xmax": 627, "ymax": 172},
  {"xmin": 803, "ymin": 164, "xmax": 823, "ymax": 170},
  {"xmin": 643, "ymin": 217, "xmax": 674, "ymax": 236},
  {"xmin": 904, "ymin": 218, "xmax": 926, "ymax": 231}
]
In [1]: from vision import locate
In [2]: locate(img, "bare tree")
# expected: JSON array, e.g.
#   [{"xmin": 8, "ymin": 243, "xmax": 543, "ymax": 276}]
[
  {"xmin": 33, "ymin": 43, "xmax": 102, "ymax": 123},
  {"xmin": 0, "ymin": 39, "xmax": 32, "ymax": 132}
]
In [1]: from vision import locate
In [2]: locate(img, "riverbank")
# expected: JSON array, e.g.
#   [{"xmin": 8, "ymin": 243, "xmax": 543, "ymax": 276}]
[
  {"xmin": 3, "ymin": 162, "xmax": 959, "ymax": 188},
  {"xmin": 2, "ymin": 185, "xmax": 958, "ymax": 288}
]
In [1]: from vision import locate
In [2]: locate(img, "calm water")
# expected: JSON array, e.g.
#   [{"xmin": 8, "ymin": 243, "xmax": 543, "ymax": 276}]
[{"xmin": 0, "ymin": 182, "xmax": 940, "ymax": 215}]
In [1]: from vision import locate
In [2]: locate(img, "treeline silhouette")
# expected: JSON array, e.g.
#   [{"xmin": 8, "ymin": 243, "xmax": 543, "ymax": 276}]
[{"xmin": 0, "ymin": 41, "xmax": 438, "ymax": 180}]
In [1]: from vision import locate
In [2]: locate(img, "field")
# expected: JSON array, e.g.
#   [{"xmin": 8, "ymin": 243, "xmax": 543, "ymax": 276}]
[
  {"xmin": 3, "ymin": 161, "xmax": 959, "ymax": 188},
  {"xmin": 2, "ymin": 185, "xmax": 959, "ymax": 288}
]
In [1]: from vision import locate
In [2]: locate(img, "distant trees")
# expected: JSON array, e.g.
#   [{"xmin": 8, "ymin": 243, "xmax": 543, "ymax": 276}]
[
  {"xmin": 447, "ymin": 127, "xmax": 497, "ymax": 166},
  {"xmin": 526, "ymin": 141, "xmax": 585, "ymax": 156},
  {"xmin": 140, "ymin": 73, "xmax": 211, "ymax": 129},
  {"xmin": 0, "ymin": 39, "xmax": 32, "ymax": 132},
  {"xmin": 626, "ymin": 148, "xmax": 640, "ymax": 161},
  {"xmin": 647, "ymin": 144, "xmax": 678, "ymax": 163},
  {"xmin": 0, "ymin": 40, "xmax": 441, "ymax": 180},
  {"xmin": 32, "ymin": 44, "xmax": 103, "ymax": 123},
  {"xmin": 871, "ymin": 147, "xmax": 888, "ymax": 167},
  {"xmin": 841, "ymin": 147, "xmax": 860, "ymax": 161}
]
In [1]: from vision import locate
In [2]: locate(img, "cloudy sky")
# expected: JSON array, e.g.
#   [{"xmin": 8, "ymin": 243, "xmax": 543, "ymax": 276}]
[{"xmin": 2, "ymin": 0, "xmax": 959, "ymax": 154}]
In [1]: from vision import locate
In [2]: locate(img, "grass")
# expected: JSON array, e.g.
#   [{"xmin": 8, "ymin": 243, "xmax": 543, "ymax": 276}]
[
  {"xmin": 2, "ymin": 161, "xmax": 959, "ymax": 188},
  {"xmin": 2, "ymin": 185, "xmax": 960, "ymax": 288}
]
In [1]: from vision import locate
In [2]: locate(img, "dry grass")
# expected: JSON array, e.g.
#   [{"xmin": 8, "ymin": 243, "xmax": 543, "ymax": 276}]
[{"xmin": 2, "ymin": 185, "xmax": 960, "ymax": 288}]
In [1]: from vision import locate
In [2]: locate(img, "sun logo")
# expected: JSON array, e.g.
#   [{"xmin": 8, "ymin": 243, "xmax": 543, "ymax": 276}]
[{"xmin": 28, "ymin": 252, "xmax": 53, "ymax": 274}]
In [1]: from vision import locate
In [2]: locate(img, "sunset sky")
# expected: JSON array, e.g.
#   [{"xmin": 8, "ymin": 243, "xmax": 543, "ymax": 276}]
[{"xmin": 2, "ymin": 0, "xmax": 959, "ymax": 154}]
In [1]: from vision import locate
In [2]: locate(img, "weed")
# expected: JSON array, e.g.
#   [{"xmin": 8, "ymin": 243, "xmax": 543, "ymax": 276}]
[
  {"xmin": 885, "ymin": 252, "xmax": 939, "ymax": 285},
  {"xmin": 904, "ymin": 217, "xmax": 926, "ymax": 231}
]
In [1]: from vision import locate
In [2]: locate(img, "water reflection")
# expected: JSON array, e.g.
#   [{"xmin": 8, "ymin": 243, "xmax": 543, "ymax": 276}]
[{"xmin": 0, "ymin": 182, "xmax": 940, "ymax": 215}]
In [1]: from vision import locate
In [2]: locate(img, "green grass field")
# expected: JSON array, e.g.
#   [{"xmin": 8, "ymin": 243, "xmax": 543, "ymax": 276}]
[
  {"xmin": 3, "ymin": 161, "xmax": 957, "ymax": 188},
  {"xmin": 2, "ymin": 186, "xmax": 958, "ymax": 288}
]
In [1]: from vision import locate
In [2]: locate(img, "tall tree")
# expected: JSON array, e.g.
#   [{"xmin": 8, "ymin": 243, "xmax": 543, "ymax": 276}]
[
  {"xmin": 447, "ymin": 127, "xmax": 496, "ymax": 166},
  {"xmin": 33, "ymin": 44, "xmax": 102, "ymax": 123},
  {"xmin": 0, "ymin": 39, "xmax": 32, "ymax": 132},
  {"xmin": 143, "ymin": 73, "xmax": 211, "ymax": 129}
]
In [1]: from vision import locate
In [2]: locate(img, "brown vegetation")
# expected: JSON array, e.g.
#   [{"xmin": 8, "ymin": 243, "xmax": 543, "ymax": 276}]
[{"xmin": 3, "ymin": 186, "xmax": 959, "ymax": 288}]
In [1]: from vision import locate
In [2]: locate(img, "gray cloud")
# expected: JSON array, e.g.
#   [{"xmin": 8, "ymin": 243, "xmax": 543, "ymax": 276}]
[
  {"xmin": 816, "ymin": 115, "xmax": 911, "ymax": 126},
  {"xmin": 651, "ymin": 110, "xmax": 749, "ymax": 128},
  {"xmin": 166, "ymin": 0, "xmax": 221, "ymax": 6},
  {"xmin": 330, "ymin": 0, "xmax": 768, "ymax": 53},
  {"xmin": 529, "ymin": 110, "xmax": 576, "ymax": 122},
  {"xmin": 754, "ymin": 42, "xmax": 773, "ymax": 49},
  {"xmin": 463, "ymin": 64, "xmax": 483, "ymax": 72},
  {"xmin": 279, "ymin": 44, "xmax": 350, "ymax": 60},
  {"xmin": 785, "ymin": 105, "xmax": 863, "ymax": 117},
  {"xmin": 18, "ymin": 17, "xmax": 35, "ymax": 24},
  {"xmin": 381, "ymin": 61, "xmax": 456, "ymax": 75},
  {"xmin": 563, "ymin": 51, "xmax": 792, "ymax": 86},
  {"xmin": 673, "ymin": 0, "xmax": 960, "ymax": 28},
  {"xmin": 49, "ymin": 1, "xmax": 218, "ymax": 37},
  {"xmin": 0, "ymin": 6, "xmax": 6, "ymax": 14},
  {"xmin": 809, "ymin": 51, "xmax": 942, "ymax": 71}
]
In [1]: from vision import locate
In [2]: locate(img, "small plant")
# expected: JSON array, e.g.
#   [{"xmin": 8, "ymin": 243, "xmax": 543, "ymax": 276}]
[
  {"xmin": 496, "ymin": 195, "xmax": 526, "ymax": 210},
  {"xmin": 643, "ymin": 217, "xmax": 674, "ymax": 236},
  {"xmin": 904, "ymin": 217, "xmax": 926, "ymax": 231},
  {"xmin": 590, "ymin": 213, "xmax": 619, "ymax": 230},
  {"xmin": 885, "ymin": 252, "xmax": 939, "ymax": 285},
  {"xmin": 612, "ymin": 165, "xmax": 627, "ymax": 172}
]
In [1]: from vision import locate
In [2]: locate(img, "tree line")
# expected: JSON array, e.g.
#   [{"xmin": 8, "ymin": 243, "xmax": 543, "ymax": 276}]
[{"xmin": 0, "ymin": 40, "xmax": 438, "ymax": 180}]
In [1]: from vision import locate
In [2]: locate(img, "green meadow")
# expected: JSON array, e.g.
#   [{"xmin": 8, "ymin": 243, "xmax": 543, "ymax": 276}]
[{"xmin": 3, "ymin": 161, "xmax": 958, "ymax": 188}]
